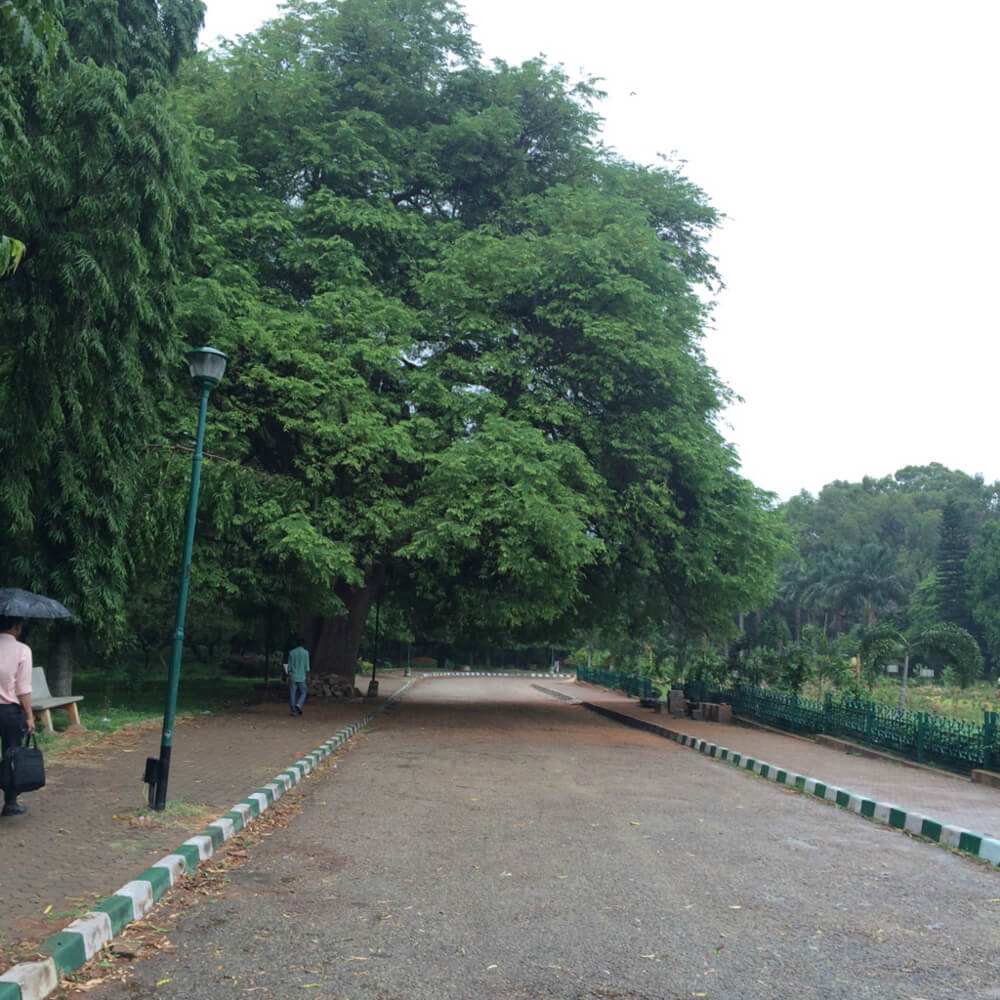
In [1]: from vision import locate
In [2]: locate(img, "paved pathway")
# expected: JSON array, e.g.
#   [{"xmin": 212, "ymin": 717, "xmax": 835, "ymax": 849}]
[
  {"xmin": 51, "ymin": 676, "xmax": 1000, "ymax": 1000},
  {"xmin": 0, "ymin": 676, "xmax": 408, "ymax": 960},
  {"xmin": 5, "ymin": 673, "xmax": 1000, "ymax": 996},
  {"xmin": 577, "ymin": 684, "xmax": 1000, "ymax": 839}
]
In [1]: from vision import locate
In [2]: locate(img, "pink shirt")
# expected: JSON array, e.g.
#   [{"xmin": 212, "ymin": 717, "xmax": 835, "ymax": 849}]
[{"xmin": 0, "ymin": 633, "xmax": 32, "ymax": 704}]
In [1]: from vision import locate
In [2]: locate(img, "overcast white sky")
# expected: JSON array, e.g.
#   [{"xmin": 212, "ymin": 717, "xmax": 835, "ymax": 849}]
[{"xmin": 199, "ymin": 0, "xmax": 1000, "ymax": 500}]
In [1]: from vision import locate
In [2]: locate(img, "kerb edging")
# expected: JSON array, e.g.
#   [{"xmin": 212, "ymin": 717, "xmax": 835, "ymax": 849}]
[
  {"xmin": 0, "ymin": 680, "xmax": 414, "ymax": 1000},
  {"xmin": 581, "ymin": 700, "xmax": 1000, "ymax": 869}
]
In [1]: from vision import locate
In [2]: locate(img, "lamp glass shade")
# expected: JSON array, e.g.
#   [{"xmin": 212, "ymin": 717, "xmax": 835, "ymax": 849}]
[{"xmin": 187, "ymin": 347, "xmax": 228, "ymax": 386}]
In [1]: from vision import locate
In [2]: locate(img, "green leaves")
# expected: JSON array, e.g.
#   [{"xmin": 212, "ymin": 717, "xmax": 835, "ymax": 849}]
[
  {"xmin": 915, "ymin": 622, "xmax": 983, "ymax": 686},
  {"xmin": 3, "ymin": 0, "xmax": 787, "ymax": 674},
  {"xmin": 0, "ymin": 0, "xmax": 204, "ymax": 639},
  {"xmin": 399, "ymin": 418, "xmax": 604, "ymax": 628},
  {"xmin": 0, "ymin": 234, "xmax": 25, "ymax": 276},
  {"xmin": 861, "ymin": 620, "xmax": 983, "ymax": 706},
  {"xmin": 181, "ymin": 0, "xmax": 784, "ymax": 656}
]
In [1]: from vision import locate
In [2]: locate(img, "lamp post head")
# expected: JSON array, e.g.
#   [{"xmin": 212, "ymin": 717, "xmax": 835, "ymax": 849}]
[{"xmin": 187, "ymin": 346, "xmax": 228, "ymax": 389}]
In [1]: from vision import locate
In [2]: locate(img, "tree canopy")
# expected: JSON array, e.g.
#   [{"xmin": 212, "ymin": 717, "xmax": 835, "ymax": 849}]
[
  {"xmin": 3, "ymin": 0, "xmax": 785, "ymax": 683},
  {"xmin": 0, "ymin": 1, "xmax": 205, "ymax": 689}
]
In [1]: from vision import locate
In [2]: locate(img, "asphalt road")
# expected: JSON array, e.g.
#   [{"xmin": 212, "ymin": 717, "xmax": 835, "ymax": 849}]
[{"xmin": 62, "ymin": 677, "xmax": 1000, "ymax": 1000}]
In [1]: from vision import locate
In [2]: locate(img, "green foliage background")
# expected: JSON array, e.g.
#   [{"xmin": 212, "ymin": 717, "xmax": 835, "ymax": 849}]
[
  {"xmin": 754, "ymin": 464, "xmax": 1000, "ymax": 688},
  {"xmin": 0, "ymin": 0, "xmax": 794, "ymax": 689}
]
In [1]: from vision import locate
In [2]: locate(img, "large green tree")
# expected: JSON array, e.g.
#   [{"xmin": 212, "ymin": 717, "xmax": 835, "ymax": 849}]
[
  {"xmin": 832, "ymin": 543, "xmax": 905, "ymax": 627},
  {"xmin": 173, "ymin": 0, "xmax": 781, "ymax": 680},
  {"xmin": 0, "ymin": 0, "xmax": 205, "ymax": 690},
  {"xmin": 967, "ymin": 521, "xmax": 1000, "ymax": 674},
  {"xmin": 0, "ymin": 0, "xmax": 65, "ymax": 275}
]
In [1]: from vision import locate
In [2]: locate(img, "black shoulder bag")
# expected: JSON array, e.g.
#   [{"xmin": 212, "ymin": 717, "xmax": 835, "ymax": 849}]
[{"xmin": 0, "ymin": 732, "xmax": 46, "ymax": 794}]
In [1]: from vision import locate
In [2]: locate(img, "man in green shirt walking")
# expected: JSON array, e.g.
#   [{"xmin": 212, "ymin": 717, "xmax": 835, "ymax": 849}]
[{"xmin": 286, "ymin": 637, "xmax": 310, "ymax": 716}]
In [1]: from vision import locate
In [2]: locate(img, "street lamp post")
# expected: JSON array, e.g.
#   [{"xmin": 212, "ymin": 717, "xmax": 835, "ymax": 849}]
[{"xmin": 145, "ymin": 347, "xmax": 227, "ymax": 811}]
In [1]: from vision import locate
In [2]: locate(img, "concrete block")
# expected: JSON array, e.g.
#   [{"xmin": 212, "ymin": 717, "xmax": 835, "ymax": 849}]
[
  {"xmin": 64, "ymin": 913, "xmax": 113, "ymax": 959},
  {"xmin": 0, "ymin": 958, "xmax": 58, "ymax": 1000},
  {"xmin": 209, "ymin": 817, "xmax": 236, "ymax": 842},
  {"xmin": 940, "ymin": 825, "xmax": 963, "ymax": 848},
  {"xmin": 971, "ymin": 769, "xmax": 1000, "ymax": 789},
  {"xmin": 248, "ymin": 791, "xmax": 269, "ymax": 814},
  {"xmin": 152, "ymin": 853, "xmax": 188, "ymax": 885},
  {"xmin": 183, "ymin": 834, "xmax": 215, "ymax": 860},
  {"xmin": 116, "ymin": 881, "xmax": 154, "ymax": 919},
  {"xmin": 978, "ymin": 837, "xmax": 1000, "ymax": 865}
]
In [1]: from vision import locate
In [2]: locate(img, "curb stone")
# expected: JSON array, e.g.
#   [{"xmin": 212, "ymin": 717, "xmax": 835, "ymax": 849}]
[
  {"xmin": 0, "ymin": 680, "xmax": 416, "ymax": 1000},
  {"xmin": 532, "ymin": 683, "xmax": 580, "ymax": 704},
  {"xmin": 422, "ymin": 671, "xmax": 571, "ymax": 679},
  {"xmin": 582, "ymin": 701, "xmax": 1000, "ymax": 868}
]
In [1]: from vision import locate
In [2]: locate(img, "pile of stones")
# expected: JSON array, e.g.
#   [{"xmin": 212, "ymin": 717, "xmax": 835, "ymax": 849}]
[{"xmin": 306, "ymin": 674, "xmax": 363, "ymax": 699}]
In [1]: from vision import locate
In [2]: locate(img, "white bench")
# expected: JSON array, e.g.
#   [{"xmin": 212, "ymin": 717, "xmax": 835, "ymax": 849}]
[{"xmin": 31, "ymin": 666, "xmax": 84, "ymax": 732}]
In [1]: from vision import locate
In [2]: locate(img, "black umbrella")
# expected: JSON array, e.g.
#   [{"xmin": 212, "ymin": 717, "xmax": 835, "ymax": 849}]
[{"xmin": 0, "ymin": 588, "xmax": 73, "ymax": 619}]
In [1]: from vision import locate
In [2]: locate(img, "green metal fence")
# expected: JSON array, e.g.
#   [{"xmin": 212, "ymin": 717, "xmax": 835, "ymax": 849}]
[
  {"xmin": 576, "ymin": 667, "xmax": 999, "ymax": 775},
  {"xmin": 711, "ymin": 684, "xmax": 1000, "ymax": 775},
  {"xmin": 576, "ymin": 665, "xmax": 653, "ymax": 700}
]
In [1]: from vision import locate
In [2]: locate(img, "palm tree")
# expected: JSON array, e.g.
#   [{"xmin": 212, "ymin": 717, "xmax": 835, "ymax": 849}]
[
  {"xmin": 802, "ymin": 550, "xmax": 853, "ymax": 636},
  {"xmin": 832, "ymin": 543, "xmax": 906, "ymax": 627},
  {"xmin": 776, "ymin": 562, "xmax": 811, "ymax": 640},
  {"xmin": 860, "ymin": 621, "xmax": 982, "ymax": 712}
]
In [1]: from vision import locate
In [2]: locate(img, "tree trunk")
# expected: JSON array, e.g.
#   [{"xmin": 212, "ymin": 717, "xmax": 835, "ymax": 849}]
[
  {"xmin": 263, "ymin": 605, "xmax": 272, "ymax": 686},
  {"xmin": 48, "ymin": 621, "xmax": 80, "ymax": 696},
  {"xmin": 898, "ymin": 651, "xmax": 910, "ymax": 713},
  {"xmin": 299, "ymin": 574, "xmax": 378, "ymax": 684}
]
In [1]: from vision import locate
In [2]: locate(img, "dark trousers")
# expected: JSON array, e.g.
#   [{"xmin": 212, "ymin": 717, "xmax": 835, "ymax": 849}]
[{"xmin": 0, "ymin": 703, "xmax": 27, "ymax": 806}]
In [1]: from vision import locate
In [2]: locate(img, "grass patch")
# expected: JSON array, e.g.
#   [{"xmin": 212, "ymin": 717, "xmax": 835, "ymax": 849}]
[
  {"xmin": 71, "ymin": 667, "xmax": 262, "ymax": 714},
  {"xmin": 803, "ymin": 678, "xmax": 1000, "ymax": 724},
  {"xmin": 113, "ymin": 799, "xmax": 218, "ymax": 830},
  {"xmin": 80, "ymin": 705, "xmax": 161, "ymax": 731},
  {"xmin": 37, "ymin": 666, "xmax": 266, "ymax": 746}
]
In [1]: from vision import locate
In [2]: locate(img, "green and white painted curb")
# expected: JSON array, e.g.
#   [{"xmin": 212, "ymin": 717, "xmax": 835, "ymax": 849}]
[
  {"xmin": 422, "ymin": 671, "xmax": 570, "ymax": 679},
  {"xmin": 582, "ymin": 701, "xmax": 1000, "ymax": 869},
  {"xmin": 0, "ymin": 682, "xmax": 414, "ymax": 1000}
]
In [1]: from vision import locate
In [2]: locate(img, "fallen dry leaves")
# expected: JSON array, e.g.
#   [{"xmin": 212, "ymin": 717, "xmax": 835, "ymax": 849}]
[{"xmin": 46, "ymin": 787, "xmax": 308, "ymax": 998}]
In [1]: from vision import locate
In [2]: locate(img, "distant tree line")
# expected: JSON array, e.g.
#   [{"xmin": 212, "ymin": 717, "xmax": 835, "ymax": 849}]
[{"xmin": 745, "ymin": 463, "xmax": 999, "ymax": 688}]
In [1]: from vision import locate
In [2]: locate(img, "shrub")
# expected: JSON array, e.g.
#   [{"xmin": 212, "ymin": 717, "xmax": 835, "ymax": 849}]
[
  {"xmin": 685, "ymin": 649, "xmax": 729, "ymax": 687},
  {"xmin": 940, "ymin": 665, "xmax": 959, "ymax": 687}
]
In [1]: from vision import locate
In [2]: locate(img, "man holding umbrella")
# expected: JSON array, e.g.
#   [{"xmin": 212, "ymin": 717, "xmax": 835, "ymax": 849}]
[{"xmin": 0, "ymin": 615, "xmax": 35, "ymax": 817}]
